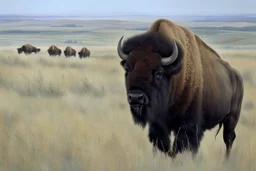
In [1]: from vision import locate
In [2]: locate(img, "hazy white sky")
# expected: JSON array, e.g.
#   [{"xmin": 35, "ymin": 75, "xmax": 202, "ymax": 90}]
[{"xmin": 1, "ymin": 0, "xmax": 255, "ymax": 16}]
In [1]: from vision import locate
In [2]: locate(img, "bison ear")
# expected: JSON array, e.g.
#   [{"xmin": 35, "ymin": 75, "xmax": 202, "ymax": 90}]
[{"xmin": 120, "ymin": 60, "xmax": 126, "ymax": 67}]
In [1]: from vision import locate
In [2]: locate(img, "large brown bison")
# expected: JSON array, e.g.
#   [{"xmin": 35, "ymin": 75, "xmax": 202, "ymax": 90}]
[
  {"xmin": 64, "ymin": 46, "xmax": 76, "ymax": 57},
  {"xmin": 117, "ymin": 19, "xmax": 244, "ymax": 159},
  {"xmin": 78, "ymin": 47, "xmax": 90, "ymax": 58},
  {"xmin": 17, "ymin": 44, "xmax": 41, "ymax": 55},
  {"xmin": 47, "ymin": 45, "xmax": 62, "ymax": 56}
]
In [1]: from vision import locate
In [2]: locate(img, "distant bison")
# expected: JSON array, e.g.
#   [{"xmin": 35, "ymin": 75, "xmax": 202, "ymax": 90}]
[
  {"xmin": 17, "ymin": 44, "xmax": 41, "ymax": 55},
  {"xmin": 117, "ymin": 19, "xmax": 244, "ymax": 159},
  {"xmin": 64, "ymin": 46, "xmax": 76, "ymax": 57},
  {"xmin": 78, "ymin": 47, "xmax": 90, "ymax": 58},
  {"xmin": 47, "ymin": 45, "xmax": 62, "ymax": 56}
]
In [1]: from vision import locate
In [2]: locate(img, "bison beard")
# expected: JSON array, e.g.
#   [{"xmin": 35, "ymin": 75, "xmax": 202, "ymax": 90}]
[
  {"xmin": 117, "ymin": 19, "xmax": 244, "ymax": 160},
  {"xmin": 130, "ymin": 106, "xmax": 147, "ymax": 127}
]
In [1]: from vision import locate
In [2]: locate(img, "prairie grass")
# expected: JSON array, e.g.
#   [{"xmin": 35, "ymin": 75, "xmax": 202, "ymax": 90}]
[
  {"xmin": 0, "ymin": 18, "xmax": 255, "ymax": 171},
  {"xmin": 0, "ymin": 48, "xmax": 255, "ymax": 171}
]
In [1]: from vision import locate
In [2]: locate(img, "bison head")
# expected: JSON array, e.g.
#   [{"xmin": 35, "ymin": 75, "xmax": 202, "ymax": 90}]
[
  {"xmin": 58, "ymin": 49, "xmax": 62, "ymax": 56},
  {"xmin": 17, "ymin": 48, "xmax": 23, "ymax": 54},
  {"xmin": 36, "ymin": 48, "xmax": 41, "ymax": 53},
  {"xmin": 117, "ymin": 33, "xmax": 183, "ymax": 128},
  {"xmin": 78, "ymin": 51, "xmax": 82, "ymax": 57}
]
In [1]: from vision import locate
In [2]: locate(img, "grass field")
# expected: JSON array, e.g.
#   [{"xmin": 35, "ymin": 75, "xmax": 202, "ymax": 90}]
[{"xmin": 0, "ymin": 18, "xmax": 255, "ymax": 171}]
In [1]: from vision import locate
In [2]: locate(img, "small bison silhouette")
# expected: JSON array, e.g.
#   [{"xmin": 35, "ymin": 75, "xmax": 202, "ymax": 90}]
[
  {"xmin": 47, "ymin": 45, "xmax": 62, "ymax": 56},
  {"xmin": 17, "ymin": 44, "xmax": 41, "ymax": 55},
  {"xmin": 78, "ymin": 47, "xmax": 90, "ymax": 58},
  {"xmin": 64, "ymin": 46, "xmax": 76, "ymax": 57}
]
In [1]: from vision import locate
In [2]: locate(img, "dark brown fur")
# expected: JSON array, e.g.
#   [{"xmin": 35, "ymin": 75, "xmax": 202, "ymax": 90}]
[
  {"xmin": 17, "ymin": 44, "xmax": 41, "ymax": 55},
  {"xmin": 118, "ymin": 19, "xmax": 244, "ymax": 159},
  {"xmin": 47, "ymin": 45, "xmax": 62, "ymax": 56},
  {"xmin": 78, "ymin": 47, "xmax": 90, "ymax": 58},
  {"xmin": 64, "ymin": 46, "xmax": 76, "ymax": 57}
]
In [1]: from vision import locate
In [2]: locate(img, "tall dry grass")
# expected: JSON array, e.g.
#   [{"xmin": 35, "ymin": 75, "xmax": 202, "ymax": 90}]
[{"xmin": 0, "ymin": 48, "xmax": 255, "ymax": 171}]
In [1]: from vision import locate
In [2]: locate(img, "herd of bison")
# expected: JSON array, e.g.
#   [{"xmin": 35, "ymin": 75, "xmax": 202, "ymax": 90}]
[{"xmin": 17, "ymin": 44, "xmax": 90, "ymax": 58}]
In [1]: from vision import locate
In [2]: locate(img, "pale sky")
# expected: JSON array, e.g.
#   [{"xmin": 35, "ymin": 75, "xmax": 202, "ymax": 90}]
[{"xmin": 1, "ymin": 0, "xmax": 255, "ymax": 16}]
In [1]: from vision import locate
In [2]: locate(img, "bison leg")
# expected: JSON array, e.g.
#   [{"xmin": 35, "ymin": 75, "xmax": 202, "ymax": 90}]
[
  {"xmin": 148, "ymin": 123, "xmax": 171, "ymax": 155},
  {"xmin": 171, "ymin": 124, "xmax": 203, "ymax": 159}
]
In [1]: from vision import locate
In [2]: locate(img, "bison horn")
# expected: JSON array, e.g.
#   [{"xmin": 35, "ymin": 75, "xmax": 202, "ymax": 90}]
[
  {"xmin": 161, "ymin": 40, "xmax": 179, "ymax": 66},
  {"xmin": 117, "ymin": 36, "xmax": 128, "ymax": 60}
]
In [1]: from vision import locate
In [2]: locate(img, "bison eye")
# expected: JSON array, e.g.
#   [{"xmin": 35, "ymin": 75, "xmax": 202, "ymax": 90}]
[{"xmin": 155, "ymin": 69, "xmax": 164, "ymax": 81}]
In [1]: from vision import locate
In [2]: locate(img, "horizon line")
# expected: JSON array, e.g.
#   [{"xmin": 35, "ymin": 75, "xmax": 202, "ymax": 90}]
[{"xmin": 1, "ymin": 12, "xmax": 256, "ymax": 17}]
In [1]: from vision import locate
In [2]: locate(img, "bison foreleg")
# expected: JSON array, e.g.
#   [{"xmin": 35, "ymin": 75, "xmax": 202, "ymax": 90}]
[
  {"xmin": 171, "ymin": 124, "xmax": 203, "ymax": 159},
  {"xmin": 148, "ymin": 123, "xmax": 171, "ymax": 155}
]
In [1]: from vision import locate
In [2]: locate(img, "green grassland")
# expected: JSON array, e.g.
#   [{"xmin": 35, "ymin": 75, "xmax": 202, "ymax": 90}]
[{"xmin": 0, "ymin": 18, "xmax": 255, "ymax": 171}]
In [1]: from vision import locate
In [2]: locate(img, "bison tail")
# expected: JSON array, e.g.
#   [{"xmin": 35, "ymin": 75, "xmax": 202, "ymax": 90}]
[
  {"xmin": 214, "ymin": 114, "xmax": 230, "ymax": 139},
  {"xmin": 215, "ymin": 123, "xmax": 222, "ymax": 139}
]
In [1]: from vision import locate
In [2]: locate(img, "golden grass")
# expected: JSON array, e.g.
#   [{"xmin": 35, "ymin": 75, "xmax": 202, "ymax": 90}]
[{"xmin": 0, "ymin": 47, "xmax": 255, "ymax": 171}]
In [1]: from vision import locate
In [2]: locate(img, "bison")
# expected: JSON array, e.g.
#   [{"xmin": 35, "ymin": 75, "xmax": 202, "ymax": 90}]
[
  {"xmin": 47, "ymin": 45, "xmax": 62, "ymax": 56},
  {"xmin": 78, "ymin": 47, "xmax": 90, "ymax": 58},
  {"xmin": 64, "ymin": 46, "xmax": 76, "ymax": 57},
  {"xmin": 117, "ymin": 19, "xmax": 244, "ymax": 160},
  {"xmin": 17, "ymin": 44, "xmax": 41, "ymax": 55}
]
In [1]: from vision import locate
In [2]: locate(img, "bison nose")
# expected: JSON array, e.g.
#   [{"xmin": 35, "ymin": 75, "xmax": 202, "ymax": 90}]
[{"xmin": 128, "ymin": 91, "xmax": 149, "ymax": 105}]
